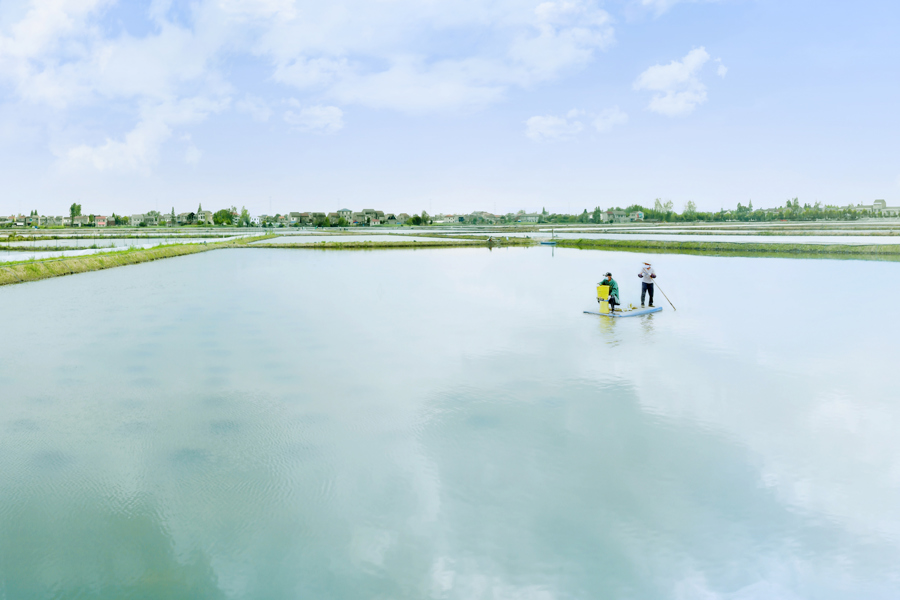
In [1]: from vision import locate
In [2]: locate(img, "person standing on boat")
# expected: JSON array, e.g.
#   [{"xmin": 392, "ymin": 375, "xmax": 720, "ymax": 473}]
[
  {"xmin": 638, "ymin": 261, "xmax": 656, "ymax": 307},
  {"xmin": 599, "ymin": 272, "xmax": 620, "ymax": 312}
]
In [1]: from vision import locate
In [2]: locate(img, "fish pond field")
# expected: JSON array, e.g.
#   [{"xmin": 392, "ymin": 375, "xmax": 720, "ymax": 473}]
[{"xmin": 2, "ymin": 245, "xmax": 900, "ymax": 598}]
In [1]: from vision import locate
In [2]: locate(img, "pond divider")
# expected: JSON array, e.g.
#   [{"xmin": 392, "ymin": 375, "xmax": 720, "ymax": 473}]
[
  {"xmin": 6, "ymin": 233, "xmax": 900, "ymax": 288},
  {"xmin": 243, "ymin": 237, "xmax": 536, "ymax": 250},
  {"xmin": 0, "ymin": 235, "xmax": 281, "ymax": 287},
  {"xmin": 554, "ymin": 238, "xmax": 900, "ymax": 259}
]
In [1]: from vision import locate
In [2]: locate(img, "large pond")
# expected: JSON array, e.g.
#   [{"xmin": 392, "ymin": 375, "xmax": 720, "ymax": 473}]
[{"xmin": 2, "ymin": 248, "xmax": 899, "ymax": 598}]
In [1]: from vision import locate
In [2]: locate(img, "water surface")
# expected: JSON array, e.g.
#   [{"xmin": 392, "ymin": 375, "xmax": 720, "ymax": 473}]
[{"xmin": 2, "ymin": 248, "xmax": 899, "ymax": 599}]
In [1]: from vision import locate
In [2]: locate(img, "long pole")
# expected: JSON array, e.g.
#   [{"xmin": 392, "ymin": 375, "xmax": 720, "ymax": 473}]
[{"xmin": 655, "ymin": 282, "xmax": 676, "ymax": 311}]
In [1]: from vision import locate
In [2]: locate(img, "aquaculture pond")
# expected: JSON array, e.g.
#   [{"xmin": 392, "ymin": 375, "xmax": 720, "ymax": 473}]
[{"xmin": 2, "ymin": 247, "xmax": 899, "ymax": 599}]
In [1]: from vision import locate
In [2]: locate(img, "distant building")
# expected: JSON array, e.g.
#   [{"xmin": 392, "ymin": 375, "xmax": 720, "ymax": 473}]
[
  {"xmin": 520, "ymin": 213, "xmax": 541, "ymax": 223},
  {"xmin": 352, "ymin": 209, "xmax": 381, "ymax": 226},
  {"xmin": 605, "ymin": 210, "xmax": 629, "ymax": 224},
  {"xmin": 337, "ymin": 208, "xmax": 352, "ymax": 222},
  {"xmin": 852, "ymin": 199, "xmax": 900, "ymax": 217},
  {"xmin": 95, "ymin": 216, "xmax": 108, "ymax": 227}
]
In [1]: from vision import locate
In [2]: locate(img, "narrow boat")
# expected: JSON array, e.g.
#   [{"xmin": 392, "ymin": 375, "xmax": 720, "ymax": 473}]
[{"xmin": 583, "ymin": 306, "xmax": 662, "ymax": 318}]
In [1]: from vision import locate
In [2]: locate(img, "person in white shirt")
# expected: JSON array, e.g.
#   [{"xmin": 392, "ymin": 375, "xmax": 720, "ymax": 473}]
[{"xmin": 638, "ymin": 262, "xmax": 656, "ymax": 307}]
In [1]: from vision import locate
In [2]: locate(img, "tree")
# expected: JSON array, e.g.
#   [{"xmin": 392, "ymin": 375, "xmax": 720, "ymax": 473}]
[
  {"xmin": 214, "ymin": 209, "xmax": 233, "ymax": 225},
  {"xmin": 198, "ymin": 203, "xmax": 203, "ymax": 214},
  {"xmin": 239, "ymin": 206, "xmax": 251, "ymax": 227},
  {"xmin": 592, "ymin": 206, "xmax": 604, "ymax": 222},
  {"xmin": 171, "ymin": 207, "xmax": 176, "ymax": 223},
  {"xmin": 684, "ymin": 200, "xmax": 697, "ymax": 216},
  {"xmin": 579, "ymin": 209, "xmax": 589, "ymax": 223},
  {"xmin": 70, "ymin": 203, "xmax": 82, "ymax": 220},
  {"xmin": 337, "ymin": 217, "xmax": 348, "ymax": 227}
]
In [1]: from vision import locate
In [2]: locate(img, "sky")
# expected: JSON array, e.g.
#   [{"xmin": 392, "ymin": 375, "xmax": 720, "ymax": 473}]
[{"xmin": 0, "ymin": 0, "xmax": 898, "ymax": 217}]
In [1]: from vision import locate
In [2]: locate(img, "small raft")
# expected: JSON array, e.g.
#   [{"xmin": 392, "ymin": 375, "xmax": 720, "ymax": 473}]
[{"xmin": 584, "ymin": 306, "xmax": 662, "ymax": 318}]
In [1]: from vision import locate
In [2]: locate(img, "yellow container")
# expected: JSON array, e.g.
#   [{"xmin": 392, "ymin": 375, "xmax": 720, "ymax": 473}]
[{"xmin": 596, "ymin": 285, "xmax": 610, "ymax": 313}]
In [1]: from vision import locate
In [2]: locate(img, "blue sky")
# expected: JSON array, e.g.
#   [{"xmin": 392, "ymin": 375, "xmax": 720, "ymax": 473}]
[{"xmin": 1, "ymin": 0, "xmax": 898, "ymax": 216}]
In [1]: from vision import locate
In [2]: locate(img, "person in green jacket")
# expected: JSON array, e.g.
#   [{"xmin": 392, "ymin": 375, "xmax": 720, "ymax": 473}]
[{"xmin": 599, "ymin": 272, "xmax": 620, "ymax": 312}]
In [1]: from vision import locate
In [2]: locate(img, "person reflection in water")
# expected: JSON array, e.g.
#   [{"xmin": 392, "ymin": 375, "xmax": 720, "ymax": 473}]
[
  {"xmin": 638, "ymin": 261, "xmax": 656, "ymax": 308},
  {"xmin": 599, "ymin": 272, "xmax": 620, "ymax": 312}
]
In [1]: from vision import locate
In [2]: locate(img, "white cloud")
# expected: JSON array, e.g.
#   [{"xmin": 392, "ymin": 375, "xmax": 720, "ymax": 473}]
[
  {"xmin": 637, "ymin": 0, "xmax": 719, "ymax": 17},
  {"xmin": 527, "ymin": 105, "xmax": 627, "ymax": 140},
  {"xmin": 263, "ymin": 0, "xmax": 615, "ymax": 112},
  {"xmin": 217, "ymin": 0, "xmax": 297, "ymax": 20},
  {"xmin": 592, "ymin": 106, "xmax": 628, "ymax": 132},
  {"xmin": 634, "ymin": 47, "xmax": 710, "ymax": 116},
  {"xmin": 64, "ymin": 97, "xmax": 228, "ymax": 172},
  {"xmin": 237, "ymin": 95, "xmax": 272, "ymax": 122},
  {"xmin": 1, "ymin": 0, "xmax": 618, "ymax": 170},
  {"xmin": 182, "ymin": 135, "xmax": 202, "ymax": 165},
  {"xmin": 283, "ymin": 104, "xmax": 344, "ymax": 134},
  {"xmin": 0, "ymin": 0, "xmax": 111, "ymax": 60},
  {"xmin": 716, "ymin": 58, "xmax": 728, "ymax": 78},
  {"xmin": 525, "ymin": 112, "xmax": 583, "ymax": 141},
  {"xmin": 272, "ymin": 56, "xmax": 351, "ymax": 90}
]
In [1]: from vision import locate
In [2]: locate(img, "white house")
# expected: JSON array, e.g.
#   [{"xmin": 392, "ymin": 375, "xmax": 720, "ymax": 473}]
[{"xmin": 852, "ymin": 199, "xmax": 900, "ymax": 216}]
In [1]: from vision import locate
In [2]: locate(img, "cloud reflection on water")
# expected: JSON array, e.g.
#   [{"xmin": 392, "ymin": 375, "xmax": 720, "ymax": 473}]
[{"xmin": 1, "ymin": 248, "xmax": 899, "ymax": 598}]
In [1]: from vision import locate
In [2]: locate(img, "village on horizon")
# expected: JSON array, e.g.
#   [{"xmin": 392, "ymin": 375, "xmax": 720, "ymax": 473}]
[{"xmin": 3, "ymin": 199, "xmax": 899, "ymax": 228}]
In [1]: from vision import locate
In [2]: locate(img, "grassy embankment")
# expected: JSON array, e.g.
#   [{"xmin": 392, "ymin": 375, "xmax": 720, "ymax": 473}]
[
  {"xmin": 243, "ymin": 236, "xmax": 536, "ymax": 250},
  {"xmin": 555, "ymin": 238, "xmax": 900, "ymax": 261},
  {"xmin": 0, "ymin": 234, "xmax": 279, "ymax": 287},
  {"xmin": 0, "ymin": 233, "xmax": 253, "ymax": 247},
  {"xmin": 581, "ymin": 229, "xmax": 900, "ymax": 237}
]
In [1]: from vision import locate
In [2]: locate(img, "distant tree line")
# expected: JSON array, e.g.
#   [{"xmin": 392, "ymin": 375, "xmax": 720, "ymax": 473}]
[{"xmin": 533, "ymin": 198, "xmax": 864, "ymax": 224}]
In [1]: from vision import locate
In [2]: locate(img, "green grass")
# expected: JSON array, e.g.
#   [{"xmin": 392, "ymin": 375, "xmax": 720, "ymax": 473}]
[
  {"xmin": 554, "ymin": 237, "xmax": 900, "ymax": 260},
  {"xmin": 244, "ymin": 239, "xmax": 523, "ymax": 250},
  {"xmin": 0, "ymin": 234, "xmax": 272, "ymax": 287}
]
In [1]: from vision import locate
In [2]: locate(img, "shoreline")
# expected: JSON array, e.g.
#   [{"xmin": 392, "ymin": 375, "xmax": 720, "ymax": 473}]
[
  {"xmin": 5, "ymin": 233, "xmax": 900, "ymax": 288},
  {"xmin": 0, "ymin": 243, "xmax": 214, "ymax": 287},
  {"xmin": 554, "ymin": 238, "xmax": 900, "ymax": 258},
  {"xmin": 0, "ymin": 234, "xmax": 279, "ymax": 287}
]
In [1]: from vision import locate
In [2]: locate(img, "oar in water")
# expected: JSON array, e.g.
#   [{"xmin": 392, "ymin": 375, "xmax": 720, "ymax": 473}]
[{"xmin": 654, "ymin": 282, "xmax": 676, "ymax": 311}]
